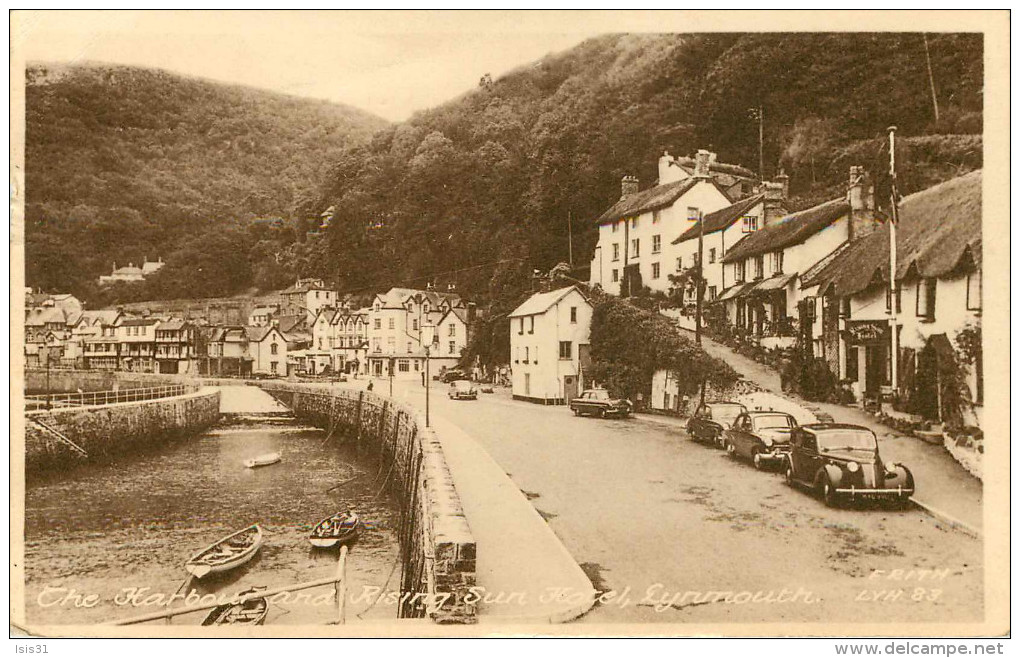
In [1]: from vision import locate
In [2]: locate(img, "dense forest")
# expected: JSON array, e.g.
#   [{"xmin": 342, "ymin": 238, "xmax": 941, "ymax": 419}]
[
  {"xmin": 24, "ymin": 33, "xmax": 983, "ymax": 308},
  {"xmin": 309, "ymin": 33, "xmax": 983, "ymax": 305},
  {"xmin": 24, "ymin": 62, "xmax": 388, "ymax": 302}
]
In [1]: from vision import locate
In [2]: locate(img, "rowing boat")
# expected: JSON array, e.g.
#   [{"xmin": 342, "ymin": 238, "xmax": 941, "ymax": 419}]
[
  {"xmin": 201, "ymin": 587, "xmax": 269, "ymax": 626},
  {"xmin": 243, "ymin": 452, "xmax": 281, "ymax": 468},
  {"xmin": 185, "ymin": 524, "xmax": 263, "ymax": 578},
  {"xmin": 309, "ymin": 510, "xmax": 360, "ymax": 548}
]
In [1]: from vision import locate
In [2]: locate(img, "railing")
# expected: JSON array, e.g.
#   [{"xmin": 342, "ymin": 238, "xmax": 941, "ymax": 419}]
[{"xmin": 25, "ymin": 384, "xmax": 192, "ymax": 411}]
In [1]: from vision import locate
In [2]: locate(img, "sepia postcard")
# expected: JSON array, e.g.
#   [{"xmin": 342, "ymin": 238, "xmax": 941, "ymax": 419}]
[{"xmin": 9, "ymin": 9, "xmax": 1010, "ymax": 641}]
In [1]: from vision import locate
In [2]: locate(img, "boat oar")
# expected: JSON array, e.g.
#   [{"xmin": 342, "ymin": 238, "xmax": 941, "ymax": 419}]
[{"xmin": 324, "ymin": 474, "xmax": 362, "ymax": 493}]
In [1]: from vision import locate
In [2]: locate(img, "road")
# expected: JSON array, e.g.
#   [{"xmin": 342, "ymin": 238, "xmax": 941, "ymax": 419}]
[{"xmin": 360, "ymin": 379, "xmax": 984, "ymax": 624}]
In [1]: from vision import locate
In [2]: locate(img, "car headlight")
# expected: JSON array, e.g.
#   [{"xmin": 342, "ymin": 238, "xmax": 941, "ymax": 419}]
[
  {"xmin": 847, "ymin": 462, "xmax": 860, "ymax": 473},
  {"xmin": 762, "ymin": 437, "xmax": 773, "ymax": 447}
]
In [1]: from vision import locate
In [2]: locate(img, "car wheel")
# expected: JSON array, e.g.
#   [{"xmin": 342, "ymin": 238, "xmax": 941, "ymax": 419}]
[
  {"xmin": 572, "ymin": 408, "xmax": 580, "ymax": 416},
  {"xmin": 598, "ymin": 408, "xmax": 606, "ymax": 419},
  {"xmin": 784, "ymin": 460, "xmax": 796, "ymax": 486},
  {"xmin": 725, "ymin": 441, "xmax": 736, "ymax": 457},
  {"xmin": 751, "ymin": 449, "xmax": 764, "ymax": 470},
  {"xmin": 822, "ymin": 477, "xmax": 840, "ymax": 508}
]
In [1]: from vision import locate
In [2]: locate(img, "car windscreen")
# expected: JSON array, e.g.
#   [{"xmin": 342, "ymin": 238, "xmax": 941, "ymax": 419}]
[
  {"xmin": 753, "ymin": 414, "xmax": 794, "ymax": 430},
  {"xmin": 816, "ymin": 430, "xmax": 877, "ymax": 452},
  {"xmin": 711, "ymin": 405, "xmax": 744, "ymax": 424},
  {"xmin": 588, "ymin": 390, "xmax": 611, "ymax": 401}
]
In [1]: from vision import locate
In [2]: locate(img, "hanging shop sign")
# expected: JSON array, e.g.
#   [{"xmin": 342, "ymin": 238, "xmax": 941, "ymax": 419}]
[{"xmin": 843, "ymin": 320, "xmax": 889, "ymax": 345}]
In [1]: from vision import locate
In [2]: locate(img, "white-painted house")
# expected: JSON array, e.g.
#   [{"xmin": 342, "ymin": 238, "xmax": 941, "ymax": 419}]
[
  {"xmin": 590, "ymin": 150, "xmax": 751, "ymax": 296},
  {"xmin": 508, "ymin": 286, "xmax": 593, "ymax": 404},
  {"xmin": 800, "ymin": 171, "xmax": 982, "ymax": 425},
  {"xmin": 247, "ymin": 325, "xmax": 288, "ymax": 376}
]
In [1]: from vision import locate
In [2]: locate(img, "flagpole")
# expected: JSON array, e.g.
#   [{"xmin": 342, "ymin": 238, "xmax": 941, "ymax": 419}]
[{"xmin": 887, "ymin": 126, "xmax": 899, "ymax": 396}]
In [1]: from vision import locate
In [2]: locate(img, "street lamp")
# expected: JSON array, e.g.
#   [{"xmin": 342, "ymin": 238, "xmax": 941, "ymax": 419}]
[{"xmin": 422, "ymin": 324, "xmax": 435, "ymax": 427}]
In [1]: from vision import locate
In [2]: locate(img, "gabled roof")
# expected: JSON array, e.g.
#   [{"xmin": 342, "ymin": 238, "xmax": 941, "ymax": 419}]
[
  {"xmin": 673, "ymin": 194, "xmax": 766, "ymax": 244},
  {"xmin": 157, "ymin": 318, "xmax": 187, "ymax": 331},
  {"xmin": 722, "ymin": 198, "xmax": 849, "ymax": 263},
  {"xmin": 437, "ymin": 307, "xmax": 469, "ymax": 326},
  {"xmin": 509, "ymin": 285, "xmax": 587, "ymax": 318},
  {"xmin": 595, "ymin": 178, "xmax": 703, "ymax": 226},
  {"xmin": 804, "ymin": 170, "xmax": 982, "ymax": 298},
  {"xmin": 25, "ymin": 307, "xmax": 66, "ymax": 326},
  {"xmin": 276, "ymin": 315, "xmax": 307, "ymax": 334},
  {"xmin": 76, "ymin": 309, "xmax": 120, "ymax": 327},
  {"xmin": 245, "ymin": 326, "xmax": 274, "ymax": 342}
]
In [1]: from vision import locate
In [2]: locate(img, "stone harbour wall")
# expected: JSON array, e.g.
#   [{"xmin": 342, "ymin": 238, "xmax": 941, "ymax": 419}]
[
  {"xmin": 25, "ymin": 389, "xmax": 221, "ymax": 474},
  {"xmin": 257, "ymin": 382, "xmax": 477, "ymax": 624},
  {"xmin": 23, "ymin": 368, "xmax": 245, "ymax": 394}
]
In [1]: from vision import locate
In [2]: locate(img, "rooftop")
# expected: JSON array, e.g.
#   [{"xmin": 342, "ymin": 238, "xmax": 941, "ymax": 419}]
[
  {"xmin": 673, "ymin": 193, "xmax": 765, "ymax": 244},
  {"xmin": 722, "ymin": 198, "xmax": 849, "ymax": 263},
  {"xmin": 509, "ymin": 285, "xmax": 586, "ymax": 318}
]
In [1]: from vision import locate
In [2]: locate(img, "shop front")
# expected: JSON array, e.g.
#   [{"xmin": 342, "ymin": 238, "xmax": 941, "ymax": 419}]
[{"xmin": 842, "ymin": 320, "xmax": 892, "ymax": 401}]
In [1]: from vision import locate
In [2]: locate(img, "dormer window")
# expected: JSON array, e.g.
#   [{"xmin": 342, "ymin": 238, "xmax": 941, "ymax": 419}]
[
  {"xmin": 687, "ymin": 207, "xmax": 700, "ymax": 222},
  {"xmin": 742, "ymin": 215, "xmax": 759, "ymax": 233}
]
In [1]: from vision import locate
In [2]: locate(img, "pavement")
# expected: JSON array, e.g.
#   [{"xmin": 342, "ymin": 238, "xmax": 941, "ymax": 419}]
[
  {"xmin": 686, "ymin": 333, "xmax": 984, "ymax": 534},
  {"xmin": 215, "ymin": 384, "xmax": 291, "ymax": 414}
]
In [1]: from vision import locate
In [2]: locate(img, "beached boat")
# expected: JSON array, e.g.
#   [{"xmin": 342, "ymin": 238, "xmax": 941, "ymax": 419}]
[
  {"xmin": 309, "ymin": 510, "xmax": 360, "ymax": 548},
  {"xmin": 243, "ymin": 452, "xmax": 281, "ymax": 468},
  {"xmin": 185, "ymin": 524, "xmax": 263, "ymax": 578},
  {"xmin": 201, "ymin": 587, "xmax": 269, "ymax": 626}
]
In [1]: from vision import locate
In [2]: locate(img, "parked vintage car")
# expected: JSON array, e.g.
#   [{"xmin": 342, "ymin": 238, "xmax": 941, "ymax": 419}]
[
  {"xmin": 686, "ymin": 402, "xmax": 748, "ymax": 447},
  {"xmin": 784, "ymin": 423, "xmax": 915, "ymax": 507},
  {"xmin": 440, "ymin": 369, "xmax": 468, "ymax": 383},
  {"xmin": 723, "ymin": 411, "xmax": 799, "ymax": 469},
  {"xmin": 447, "ymin": 380, "xmax": 478, "ymax": 400},
  {"xmin": 569, "ymin": 389, "xmax": 632, "ymax": 418}
]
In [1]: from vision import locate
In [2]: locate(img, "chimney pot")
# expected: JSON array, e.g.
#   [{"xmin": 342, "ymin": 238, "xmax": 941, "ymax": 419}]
[
  {"xmin": 693, "ymin": 149, "xmax": 715, "ymax": 179},
  {"xmin": 621, "ymin": 175, "xmax": 640, "ymax": 198}
]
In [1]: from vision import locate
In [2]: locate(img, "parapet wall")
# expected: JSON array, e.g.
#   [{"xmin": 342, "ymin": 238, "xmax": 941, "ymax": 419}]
[
  {"xmin": 258, "ymin": 382, "xmax": 477, "ymax": 625},
  {"xmin": 25, "ymin": 389, "xmax": 221, "ymax": 473},
  {"xmin": 24, "ymin": 368, "xmax": 251, "ymax": 393}
]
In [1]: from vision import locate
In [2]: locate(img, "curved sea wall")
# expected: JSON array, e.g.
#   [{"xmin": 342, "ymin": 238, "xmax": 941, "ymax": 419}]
[
  {"xmin": 25, "ymin": 389, "xmax": 221, "ymax": 473},
  {"xmin": 257, "ymin": 382, "xmax": 477, "ymax": 625}
]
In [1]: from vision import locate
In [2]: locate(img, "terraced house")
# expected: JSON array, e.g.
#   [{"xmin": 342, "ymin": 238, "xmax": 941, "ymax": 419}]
[
  {"xmin": 589, "ymin": 150, "xmax": 755, "ymax": 296},
  {"xmin": 717, "ymin": 166, "xmax": 879, "ymax": 348},
  {"xmin": 800, "ymin": 171, "xmax": 982, "ymax": 425}
]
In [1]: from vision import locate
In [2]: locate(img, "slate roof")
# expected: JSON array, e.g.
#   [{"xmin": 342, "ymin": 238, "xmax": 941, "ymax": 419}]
[
  {"xmin": 594, "ymin": 179, "xmax": 700, "ymax": 226},
  {"xmin": 722, "ymin": 198, "xmax": 850, "ymax": 263},
  {"xmin": 509, "ymin": 286, "xmax": 586, "ymax": 318},
  {"xmin": 276, "ymin": 315, "xmax": 307, "ymax": 334},
  {"xmin": 157, "ymin": 318, "xmax": 187, "ymax": 331},
  {"xmin": 25, "ymin": 307, "xmax": 66, "ymax": 326},
  {"xmin": 673, "ymin": 194, "xmax": 765, "ymax": 244},
  {"xmin": 119, "ymin": 317, "xmax": 160, "ymax": 326},
  {"xmin": 803, "ymin": 170, "xmax": 981, "ymax": 297},
  {"xmin": 437, "ymin": 307, "xmax": 469, "ymax": 326}
]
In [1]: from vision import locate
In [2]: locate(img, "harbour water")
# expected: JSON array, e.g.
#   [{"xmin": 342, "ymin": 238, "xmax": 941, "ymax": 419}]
[{"xmin": 23, "ymin": 418, "xmax": 403, "ymax": 626}]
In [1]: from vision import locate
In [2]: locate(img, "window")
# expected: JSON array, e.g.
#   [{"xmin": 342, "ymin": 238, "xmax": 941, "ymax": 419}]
[
  {"xmin": 519, "ymin": 318, "xmax": 524, "ymax": 335},
  {"xmin": 652, "ymin": 209, "xmax": 661, "ymax": 224},
  {"xmin": 631, "ymin": 238, "xmax": 640, "ymax": 258},
  {"xmin": 315, "ymin": 291, "xmax": 320, "ymax": 299},
  {"xmin": 611, "ymin": 269, "xmax": 619, "ymax": 283},
  {"xmin": 735, "ymin": 261, "xmax": 746, "ymax": 283},
  {"xmin": 742, "ymin": 215, "xmax": 758, "ymax": 233},
  {"xmin": 708, "ymin": 285, "xmax": 717, "ymax": 301},
  {"xmin": 448, "ymin": 323, "xmax": 456, "ymax": 337},
  {"xmin": 413, "ymin": 319, "xmax": 419, "ymax": 331},
  {"xmin": 916, "ymin": 278, "xmax": 937, "ymax": 320},
  {"xmin": 398, "ymin": 359, "xmax": 410, "ymax": 372},
  {"xmin": 374, "ymin": 318, "xmax": 381, "ymax": 330},
  {"xmin": 652, "ymin": 235, "xmax": 661, "ymax": 254},
  {"xmin": 270, "ymin": 342, "xmax": 278, "ymax": 355},
  {"xmin": 630, "ymin": 217, "xmax": 638, "ymax": 230},
  {"xmin": 612, "ymin": 243, "xmax": 620, "ymax": 261},
  {"xmin": 524, "ymin": 346, "xmax": 529, "ymax": 363},
  {"xmin": 387, "ymin": 337, "xmax": 395, "ymax": 351},
  {"xmin": 687, "ymin": 206, "xmax": 699, "ymax": 221},
  {"xmin": 270, "ymin": 361, "xmax": 278, "ymax": 374},
  {"xmin": 388, "ymin": 318, "xmax": 395, "ymax": 330},
  {"xmin": 709, "ymin": 248, "xmax": 716, "ymax": 264},
  {"xmin": 612, "ymin": 221, "xmax": 619, "ymax": 233},
  {"xmin": 652, "ymin": 262, "xmax": 660, "ymax": 279},
  {"xmin": 407, "ymin": 341, "xmax": 412, "ymax": 352},
  {"xmin": 771, "ymin": 250, "xmax": 783, "ymax": 274},
  {"xmin": 840, "ymin": 298, "xmax": 851, "ymax": 318},
  {"xmin": 528, "ymin": 317, "xmax": 534, "ymax": 334},
  {"xmin": 676, "ymin": 257, "xmax": 682, "ymax": 271},
  {"xmin": 449, "ymin": 341, "xmax": 456, "ymax": 355},
  {"xmin": 753, "ymin": 255, "xmax": 764, "ymax": 280},
  {"xmin": 559, "ymin": 341, "xmax": 572, "ymax": 359},
  {"xmin": 967, "ymin": 271, "xmax": 982, "ymax": 311},
  {"xmin": 570, "ymin": 307, "xmax": 577, "ymax": 323}
]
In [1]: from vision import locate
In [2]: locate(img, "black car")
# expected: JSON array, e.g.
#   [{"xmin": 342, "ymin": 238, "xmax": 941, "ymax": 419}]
[
  {"xmin": 785, "ymin": 423, "xmax": 915, "ymax": 507},
  {"xmin": 723, "ymin": 411, "xmax": 798, "ymax": 470},
  {"xmin": 686, "ymin": 402, "xmax": 747, "ymax": 448},
  {"xmin": 569, "ymin": 389, "xmax": 632, "ymax": 418},
  {"xmin": 440, "ymin": 369, "xmax": 467, "ymax": 383}
]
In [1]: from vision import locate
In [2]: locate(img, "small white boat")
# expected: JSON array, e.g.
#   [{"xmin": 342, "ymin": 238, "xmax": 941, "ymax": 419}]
[
  {"xmin": 185, "ymin": 524, "xmax": 263, "ymax": 579},
  {"xmin": 243, "ymin": 452, "xmax": 281, "ymax": 469}
]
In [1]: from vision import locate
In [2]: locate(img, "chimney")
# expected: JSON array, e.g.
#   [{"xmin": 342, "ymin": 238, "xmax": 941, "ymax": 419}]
[
  {"xmin": 775, "ymin": 171, "xmax": 790, "ymax": 200},
  {"xmin": 693, "ymin": 149, "xmax": 715, "ymax": 179},
  {"xmin": 847, "ymin": 165, "xmax": 879, "ymax": 240},
  {"xmin": 658, "ymin": 151, "xmax": 684, "ymax": 185},
  {"xmin": 620, "ymin": 175, "xmax": 639, "ymax": 198},
  {"xmin": 762, "ymin": 179, "xmax": 787, "ymax": 227}
]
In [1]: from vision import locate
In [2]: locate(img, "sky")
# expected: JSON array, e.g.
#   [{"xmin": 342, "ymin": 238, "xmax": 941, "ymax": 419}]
[{"xmin": 13, "ymin": 10, "xmax": 627, "ymax": 122}]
